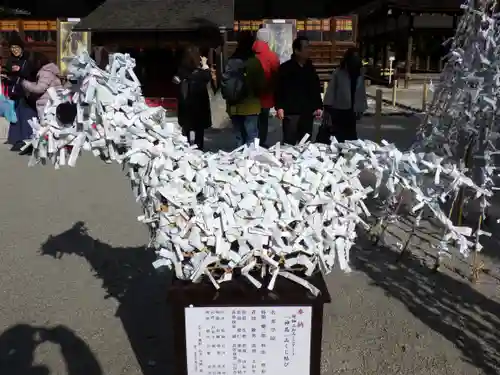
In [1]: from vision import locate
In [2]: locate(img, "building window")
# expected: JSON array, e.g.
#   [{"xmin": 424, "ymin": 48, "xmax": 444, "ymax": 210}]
[
  {"xmin": 297, "ymin": 19, "xmax": 330, "ymax": 42},
  {"xmin": 229, "ymin": 20, "xmax": 261, "ymax": 41},
  {"xmin": 23, "ymin": 21, "xmax": 57, "ymax": 43},
  {"xmin": 231, "ymin": 19, "xmax": 332, "ymax": 42},
  {"xmin": 334, "ymin": 17, "xmax": 354, "ymax": 42}
]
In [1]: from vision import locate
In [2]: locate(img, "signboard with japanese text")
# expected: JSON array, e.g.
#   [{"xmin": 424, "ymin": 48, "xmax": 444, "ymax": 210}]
[
  {"xmin": 334, "ymin": 17, "xmax": 354, "ymax": 42},
  {"xmin": 185, "ymin": 306, "xmax": 312, "ymax": 375}
]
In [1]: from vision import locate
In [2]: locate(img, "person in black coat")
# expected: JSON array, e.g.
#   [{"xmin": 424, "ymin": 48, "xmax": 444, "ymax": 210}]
[
  {"xmin": 275, "ymin": 36, "xmax": 323, "ymax": 145},
  {"xmin": 3, "ymin": 33, "xmax": 37, "ymax": 151},
  {"xmin": 173, "ymin": 45, "xmax": 215, "ymax": 151}
]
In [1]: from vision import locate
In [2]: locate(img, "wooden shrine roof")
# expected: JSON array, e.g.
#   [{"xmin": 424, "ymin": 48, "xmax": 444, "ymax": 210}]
[{"xmin": 74, "ymin": 0, "xmax": 234, "ymax": 31}]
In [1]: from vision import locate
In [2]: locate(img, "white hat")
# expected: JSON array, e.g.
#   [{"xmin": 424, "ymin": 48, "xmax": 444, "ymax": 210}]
[{"xmin": 256, "ymin": 28, "xmax": 271, "ymax": 44}]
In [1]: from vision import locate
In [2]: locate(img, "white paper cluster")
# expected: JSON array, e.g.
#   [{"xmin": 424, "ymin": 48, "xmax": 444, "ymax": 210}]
[
  {"xmin": 27, "ymin": 52, "xmax": 489, "ymax": 293},
  {"xmin": 412, "ymin": 0, "xmax": 500, "ymax": 252}
]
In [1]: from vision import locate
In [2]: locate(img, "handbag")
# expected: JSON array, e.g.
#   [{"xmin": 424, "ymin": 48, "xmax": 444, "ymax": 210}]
[{"xmin": 316, "ymin": 108, "xmax": 333, "ymax": 144}]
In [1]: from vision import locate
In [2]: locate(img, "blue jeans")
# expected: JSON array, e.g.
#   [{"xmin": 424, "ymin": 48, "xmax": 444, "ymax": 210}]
[
  {"xmin": 7, "ymin": 98, "xmax": 36, "ymax": 145},
  {"xmin": 231, "ymin": 115, "xmax": 259, "ymax": 147}
]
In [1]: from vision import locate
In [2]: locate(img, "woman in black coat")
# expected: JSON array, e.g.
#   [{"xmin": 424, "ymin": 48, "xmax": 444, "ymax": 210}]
[
  {"xmin": 4, "ymin": 33, "xmax": 37, "ymax": 150},
  {"xmin": 174, "ymin": 45, "xmax": 215, "ymax": 151}
]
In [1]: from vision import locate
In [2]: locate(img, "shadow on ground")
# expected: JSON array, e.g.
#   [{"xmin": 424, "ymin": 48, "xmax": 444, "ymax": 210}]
[
  {"xmin": 352, "ymin": 233, "xmax": 500, "ymax": 375},
  {"xmin": 0, "ymin": 324, "xmax": 102, "ymax": 375},
  {"xmin": 40, "ymin": 221, "xmax": 500, "ymax": 375},
  {"xmin": 40, "ymin": 222, "xmax": 174, "ymax": 375}
]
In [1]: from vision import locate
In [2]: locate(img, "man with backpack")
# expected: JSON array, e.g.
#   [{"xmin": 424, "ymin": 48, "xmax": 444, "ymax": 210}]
[{"xmin": 221, "ymin": 31, "xmax": 266, "ymax": 147}]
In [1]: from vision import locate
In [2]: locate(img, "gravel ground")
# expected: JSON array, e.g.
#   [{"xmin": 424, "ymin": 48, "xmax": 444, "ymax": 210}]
[{"xmin": 0, "ymin": 114, "xmax": 498, "ymax": 375}]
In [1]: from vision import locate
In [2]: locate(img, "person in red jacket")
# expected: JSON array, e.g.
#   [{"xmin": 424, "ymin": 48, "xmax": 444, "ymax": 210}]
[{"xmin": 253, "ymin": 28, "xmax": 280, "ymax": 147}]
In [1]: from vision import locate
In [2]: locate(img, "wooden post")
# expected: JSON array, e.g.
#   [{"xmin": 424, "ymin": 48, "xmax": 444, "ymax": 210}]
[
  {"xmin": 470, "ymin": 212, "xmax": 485, "ymax": 283},
  {"xmin": 391, "ymin": 84, "xmax": 397, "ymax": 106},
  {"xmin": 375, "ymin": 89, "xmax": 382, "ymax": 143},
  {"xmin": 422, "ymin": 81, "xmax": 428, "ymax": 112}
]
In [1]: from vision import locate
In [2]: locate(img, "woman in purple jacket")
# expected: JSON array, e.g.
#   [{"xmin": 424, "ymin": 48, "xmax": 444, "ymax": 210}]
[{"xmin": 19, "ymin": 52, "xmax": 62, "ymax": 155}]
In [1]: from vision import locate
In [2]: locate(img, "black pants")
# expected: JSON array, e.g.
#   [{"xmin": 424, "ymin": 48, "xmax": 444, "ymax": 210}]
[
  {"xmin": 182, "ymin": 127, "xmax": 204, "ymax": 150},
  {"xmin": 318, "ymin": 107, "xmax": 357, "ymax": 144},
  {"xmin": 282, "ymin": 113, "xmax": 313, "ymax": 145},
  {"xmin": 258, "ymin": 108, "xmax": 270, "ymax": 146}
]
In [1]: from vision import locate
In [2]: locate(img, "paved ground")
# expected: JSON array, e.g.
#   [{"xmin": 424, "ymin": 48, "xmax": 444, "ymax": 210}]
[
  {"xmin": 366, "ymin": 84, "xmax": 435, "ymax": 112},
  {"xmin": 0, "ymin": 113, "xmax": 499, "ymax": 375}
]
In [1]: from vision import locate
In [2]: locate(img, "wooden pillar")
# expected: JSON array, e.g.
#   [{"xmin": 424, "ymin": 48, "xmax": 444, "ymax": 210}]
[
  {"xmin": 364, "ymin": 37, "xmax": 371, "ymax": 60},
  {"xmin": 404, "ymin": 15, "xmax": 414, "ymax": 89},
  {"xmin": 382, "ymin": 40, "xmax": 388, "ymax": 70},
  {"xmin": 374, "ymin": 41, "xmax": 381, "ymax": 66},
  {"xmin": 330, "ymin": 18, "xmax": 336, "ymax": 64},
  {"xmin": 18, "ymin": 20, "xmax": 25, "ymax": 40},
  {"xmin": 382, "ymin": 18, "xmax": 389, "ymax": 70},
  {"xmin": 220, "ymin": 27, "xmax": 228, "ymax": 72}
]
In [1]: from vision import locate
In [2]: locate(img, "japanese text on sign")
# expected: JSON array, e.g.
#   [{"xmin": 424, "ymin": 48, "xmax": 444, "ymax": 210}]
[
  {"xmin": 335, "ymin": 17, "xmax": 353, "ymax": 32},
  {"xmin": 185, "ymin": 306, "xmax": 312, "ymax": 375}
]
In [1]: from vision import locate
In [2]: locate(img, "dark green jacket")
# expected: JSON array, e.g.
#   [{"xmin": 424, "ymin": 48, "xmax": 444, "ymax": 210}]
[{"xmin": 226, "ymin": 55, "xmax": 266, "ymax": 116}]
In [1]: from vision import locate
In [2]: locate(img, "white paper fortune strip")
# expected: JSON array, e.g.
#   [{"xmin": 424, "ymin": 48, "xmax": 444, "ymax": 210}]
[{"xmin": 26, "ymin": 50, "xmax": 490, "ymax": 293}]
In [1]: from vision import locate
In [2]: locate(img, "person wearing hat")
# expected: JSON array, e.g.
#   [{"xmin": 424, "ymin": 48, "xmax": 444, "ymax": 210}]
[
  {"xmin": 4, "ymin": 33, "xmax": 36, "ymax": 151},
  {"xmin": 252, "ymin": 28, "xmax": 280, "ymax": 147}
]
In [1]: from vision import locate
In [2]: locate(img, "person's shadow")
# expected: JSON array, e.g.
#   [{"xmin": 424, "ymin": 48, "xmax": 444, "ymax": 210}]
[
  {"xmin": 0, "ymin": 324, "xmax": 102, "ymax": 375},
  {"xmin": 40, "ymin": 221, "xmax": 174, "ymax": 375}
]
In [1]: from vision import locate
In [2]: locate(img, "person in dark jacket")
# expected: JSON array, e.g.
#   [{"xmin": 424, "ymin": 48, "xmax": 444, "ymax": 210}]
[
  {"xmin": 275, "ymin": 36, "xmax": 323, "ymax": 145},
  {"xmin": 173, "ymin": 45, "xmax": 215, "ymax": 150},
  {"xmin": 4, "ymin": 33, "xmax": 36, "ymax": 151}
]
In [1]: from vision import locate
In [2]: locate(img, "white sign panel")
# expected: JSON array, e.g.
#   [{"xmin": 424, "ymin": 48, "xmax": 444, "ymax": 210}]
[{"xmin": 185, "ymin": 305, "xmax": 312, "ymax": 375}]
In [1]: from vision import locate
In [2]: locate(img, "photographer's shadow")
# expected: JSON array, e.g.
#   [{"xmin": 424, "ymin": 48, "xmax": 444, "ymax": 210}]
[
  {"xmin": 0, "ymin": 324, "xmax": 102, "ymax": 375},
  {"xmin": 40, "ymin": 221, "xmax": 174, "ymax": 375}
]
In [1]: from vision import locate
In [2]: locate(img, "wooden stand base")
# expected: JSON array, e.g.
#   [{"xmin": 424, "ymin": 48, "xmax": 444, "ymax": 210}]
[{"xmin": 168, "ymin": 272, "xmax": 331, "ymax": 375}]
